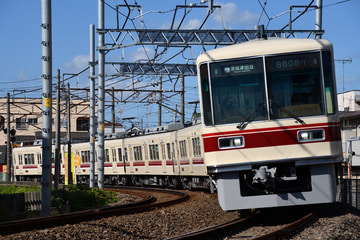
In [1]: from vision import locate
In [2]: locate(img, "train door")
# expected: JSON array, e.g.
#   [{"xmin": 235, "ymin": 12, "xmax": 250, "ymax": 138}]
[
  {"xmin": 160, "ymin": 143, "xmax": 167, "ymax": 174},
  {"xmin": 173, "ymin": 141, "xmax": 180, "ymax": 175},
  {"xmin": 111, "ymin": 148, "xmax": 117, "ymax": 174}
]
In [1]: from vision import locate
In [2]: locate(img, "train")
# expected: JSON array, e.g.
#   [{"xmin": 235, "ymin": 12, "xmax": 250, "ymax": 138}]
[{"xmin": 12, "ymin": 37, "xmax": 343, "ymax": 213}]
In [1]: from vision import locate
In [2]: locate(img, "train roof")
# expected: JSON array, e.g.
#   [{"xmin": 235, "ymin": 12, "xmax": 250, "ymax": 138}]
[{"xmin": 196, "ymin": 38, "xmax": 333, "ymax": 64}]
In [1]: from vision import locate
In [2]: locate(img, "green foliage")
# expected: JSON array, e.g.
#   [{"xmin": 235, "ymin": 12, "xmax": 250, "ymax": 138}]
[
  {"xmin": 51, "ymin": 185, "xmax": 118, "ymax": 213},
  {"xmin": 0, "ymin": 184, "xmax": 40, "ymax": 194}
]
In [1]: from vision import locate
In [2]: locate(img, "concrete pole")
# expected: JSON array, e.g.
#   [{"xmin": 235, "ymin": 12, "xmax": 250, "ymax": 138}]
[
  {"xmin": 97, "ymin": 0, "xmax": 105, "ymax": 189},
  {"xmin": 40, "ymin": 0, "xmax": 52, "ymax": 217},
  {"xmin": 54, "ymin": 69, "xmax": 61, "ymax": 190},
  {"xmin": 89, "ymin": 24, "xmax": 96, "ymax": 188}
]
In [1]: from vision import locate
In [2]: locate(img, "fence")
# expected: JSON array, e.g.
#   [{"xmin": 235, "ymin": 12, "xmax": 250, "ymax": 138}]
[
  {"xmin": 0, "ymin": 191, "xmax": 41, "ymax": 221},
  {"xmin": 337, "ymin": 176, "xmax": 360, "ymax": 210}
]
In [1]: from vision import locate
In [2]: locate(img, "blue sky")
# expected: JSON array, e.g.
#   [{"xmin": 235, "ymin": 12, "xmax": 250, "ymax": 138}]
[{"xmin": 0, "ymin": 0, "xmax": 359, "ymax": 127}]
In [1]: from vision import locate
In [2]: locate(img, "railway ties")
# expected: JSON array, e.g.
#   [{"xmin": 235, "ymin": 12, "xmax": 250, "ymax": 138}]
[{"xmin": 167, "ymin": 207, "xmax": 318, "ymax": 240}]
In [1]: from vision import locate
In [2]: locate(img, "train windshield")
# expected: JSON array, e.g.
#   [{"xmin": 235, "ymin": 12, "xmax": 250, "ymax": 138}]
[
  {"xmin": 209, "ymin": 58, "xmax": 267, "ymax": 125},
  {"xmin": 200, "ymin": 51, "xmax": 334, "ymax": 126},
  {"xmin": 266, "ymin": 52, "xmax": 324, "ymax": 120}
]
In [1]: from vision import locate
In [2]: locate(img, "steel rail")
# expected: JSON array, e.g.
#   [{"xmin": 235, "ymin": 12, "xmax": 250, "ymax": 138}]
[{"xmin": 0, "ymin": 187, "xmax": 189, "ymax": 236}]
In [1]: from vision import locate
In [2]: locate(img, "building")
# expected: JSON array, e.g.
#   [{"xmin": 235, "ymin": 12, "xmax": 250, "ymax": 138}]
[{"xmin": 0, "ymin": 97, "xmax": 93, "ymax": 146}]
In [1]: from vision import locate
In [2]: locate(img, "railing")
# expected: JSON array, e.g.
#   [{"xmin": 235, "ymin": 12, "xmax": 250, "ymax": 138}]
[{"xmin": 337, "ymin": 176, "xmax": 360, "ymax": 210}]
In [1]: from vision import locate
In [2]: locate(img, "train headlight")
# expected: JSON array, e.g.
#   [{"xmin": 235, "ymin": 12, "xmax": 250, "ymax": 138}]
[
  {"xmin": 218, "ymin": 136, "xmax": 244, "ymax": 149},
  {"xmin": 297, "ymin": 129, "xmax": 325, "ymax": 142}
]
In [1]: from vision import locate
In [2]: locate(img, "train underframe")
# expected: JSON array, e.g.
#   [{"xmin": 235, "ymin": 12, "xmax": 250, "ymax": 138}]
[
  {"xmin": 213, "ymin": 162, "xmax": 339, "ymax": 211},
  {"xmin": 16, "ymin": 174, "xmax": 211, "ymax": 190}
]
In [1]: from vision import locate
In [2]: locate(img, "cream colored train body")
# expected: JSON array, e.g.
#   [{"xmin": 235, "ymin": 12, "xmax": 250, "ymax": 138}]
[
  {"xmin": 197, "ymin": 38, "xmax": 343, "ymax": 211},
  {"xmin": 12, "ymin": 123, "xmax": 209, "ymax": 189}
]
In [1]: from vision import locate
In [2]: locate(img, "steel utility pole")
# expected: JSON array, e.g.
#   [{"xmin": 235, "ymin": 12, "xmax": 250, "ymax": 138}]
[
  {"xmin": 54, "ymin": 69, "xmax": 61, "ymax": 190},
  {"xmin": 89, "ymin": 24, "xmax": 96, "ymax": 188},
  {"xmin": 98, "ymin": 0, "xmax": 105, "ymax": 189},
  {"xmin": 336, "ymin": 58, "xmax": 352, "ymax": 111},
  {"xmin": 315, "ymin": 0, "xmax": 322, "ymax": 39},
  {"xmin": 40, "ymin": 0, "xmax": 52, "ymax": 217}
]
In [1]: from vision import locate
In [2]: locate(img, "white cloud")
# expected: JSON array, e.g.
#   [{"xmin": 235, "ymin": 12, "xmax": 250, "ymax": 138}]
[
  {"xmin": 182, "ymin": 18, "xmax": 202, "ymax": 29},
  {"xmin": 16, "ymin": 69, "xmax": 29, "ymax": 81},
  {"xmin": 128, "ymin": 47, "xmax": 155, "ymax": 62},
  {"xmin": 64, "ymin": 54, "xmax": 89, "ymax": 73},
  {"xmin": 212, "ymin": 2, "xmax": 259, "ymax": 28}
]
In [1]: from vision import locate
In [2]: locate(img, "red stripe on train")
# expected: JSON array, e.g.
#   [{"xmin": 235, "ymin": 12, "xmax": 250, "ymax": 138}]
[
  {"xmin": 203, "ymin": 122, "xmax": 341, "ymax": 153},
  {"xmin": 149, "ymin": 160, "xmax": 162, "ymax": 166}
]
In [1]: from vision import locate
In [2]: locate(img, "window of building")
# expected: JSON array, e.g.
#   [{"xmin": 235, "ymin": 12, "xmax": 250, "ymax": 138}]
[
  {"xmin": 76, "ymin": 117, "xmax": 90, "ymax": 131},
  {"xmin": 16, "ymin": 118, "xmax": 27, "ymax": 129},
  {"xmin": 28, "ymin": 118, "xmax": 38, "ymax": 124},
  {"xmin": 0, "ymin": 116, "xmax": 4, "ymax": 129}
]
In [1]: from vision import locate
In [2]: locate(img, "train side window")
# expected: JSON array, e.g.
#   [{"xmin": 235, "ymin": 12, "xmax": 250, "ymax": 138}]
[
  {"xmin": 149, "ymin": 144, "xmax": 159, "ymax": 160},
  {"xmin": 105, "ymin": 149, "xmax": 110, "ymax": 162},
  {"xmin": 81, "ymin": 150, "xmax": 90, "ymax": 163},
  {"xmin": 322, "ymin": 51, "xmax": 336, "ymax": 114},
  {"xmin": 199, "ymin": 63, "xmax": 212, "ymax": 125},
  {"xmin": 179, "ymin": 140, "xmax": 187, "ymax": 159},
  {"xmin": 118, "ymin": 148, "xmax": 123, "ymax": 162},
  {"xmin": 133, "ymin": 146, "xmax": 143, "ymax": 161},
  {"xmin": 166, "ymin": 143, "xmax": 171, "ymax": 159},
  {"xmin": 124, "ymin": 148, "xmax": 128, "ymax": 162},
  {"xmin": 37, "ymin": 153, "xmax": 42, "ymax": 164},
  {"xmin": 192, "ymin": 137, "xmax": 201, "ymax": 157}
]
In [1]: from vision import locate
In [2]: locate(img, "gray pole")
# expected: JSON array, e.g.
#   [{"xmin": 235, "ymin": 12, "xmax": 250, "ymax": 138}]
[
  {"xmin": 67, "ymin": 83, "xmax": 72, "ymax": 185},
  {"xmin": 98, "ymin": 0, "xmax": 105, "ymax": 189},
  {"xmin": 54, "ymin": 69, "xmax": 61, "ymax": 190},
  {"xmin": 158, "ymin": 77, "xmax": 162, "ymax": 126},
  {"xmin": 6, "ymin": 93, "xmax": 10, "ymax": 182},
  {"xmin": 112, "ymin": 87, "xmax": 115, "ymax": 133},
  {"xmin": 41, "ymin": 0, "xmax": 52, "ymax": 217},
  {"xmin": 315, "ymin": 0, "xmax": 322, "ymax": 39},
  {"xmin": 181, "ymin": 75, "xmax": 185, "ymax": 125},
  {"xmin": 89, "ymin": 24, "xmax": 96, "ymax": 188}
]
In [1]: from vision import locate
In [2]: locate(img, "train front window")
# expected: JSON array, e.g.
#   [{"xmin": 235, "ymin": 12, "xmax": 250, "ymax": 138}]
[
  {"xmin": 266, "ymin": 52, "xmax": 324, "ymax": 119},
  {"xmin": 209, "ymin": 58, "xmax": 267, "ymax": 125}
]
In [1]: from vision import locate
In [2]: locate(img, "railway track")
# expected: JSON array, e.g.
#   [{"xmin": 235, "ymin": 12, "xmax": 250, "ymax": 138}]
[
  {"xmin": 167, "ymin": 207, "xmax": 318, "ymax": 240},
  {"xmin": 0, "ymin": 186, "xmax": 189, "ymax": 236}
]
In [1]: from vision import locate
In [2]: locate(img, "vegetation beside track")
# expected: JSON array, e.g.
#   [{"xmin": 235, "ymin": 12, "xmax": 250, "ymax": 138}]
[
  {"xmin": 0, "ymin": 184, "xmax": 40, "ymax": 194},
  {"xmin": 0, "ymin": 184, "xmax": 119, "ymax": 216},
  {"xmin": 51, "ymin": 185, "xmax": 118, "ymax": 213}
]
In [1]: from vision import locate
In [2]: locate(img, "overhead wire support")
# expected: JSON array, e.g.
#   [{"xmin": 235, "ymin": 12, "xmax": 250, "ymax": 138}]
[
  {"xmin": 107, "ymin": 62, "xmax": 197, "ymax": 76},
  {"xmin": 97, "ymin": 29, "xmax": 324, "ymax": 50}
]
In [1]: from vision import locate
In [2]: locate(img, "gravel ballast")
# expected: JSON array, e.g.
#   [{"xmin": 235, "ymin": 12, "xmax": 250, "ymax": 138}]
[{"xmin": 1, "ymin": 191, "xmax": 360, "ymax": 239}]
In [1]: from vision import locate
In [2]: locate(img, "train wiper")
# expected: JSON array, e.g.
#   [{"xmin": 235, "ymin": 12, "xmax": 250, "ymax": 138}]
[
  {"xmin": 272, "ymin": 101, "xmax": 306, "ymax": 125},
  {"xmin": 237, "ymin": 102, "xmax": 264, "ymax": 130}
]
